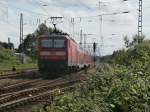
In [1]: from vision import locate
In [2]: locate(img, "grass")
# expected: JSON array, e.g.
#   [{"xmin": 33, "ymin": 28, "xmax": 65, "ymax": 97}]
[
  {"xmin": 0, "ymin": 62, "xmax": 37, "ymax": 72},
  {"xmin": 0, "ymin": 48, "xmax": 37, "ymax": 72}
]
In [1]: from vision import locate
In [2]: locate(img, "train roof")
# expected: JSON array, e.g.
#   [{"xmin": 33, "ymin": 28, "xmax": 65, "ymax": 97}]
[
  {"xmin": 38, "ymin": 34, "xmax": 76, "ymax": 42},
  {"xmin": 38, "ymin": 34, "xmax": 91, "ymax": 55}
]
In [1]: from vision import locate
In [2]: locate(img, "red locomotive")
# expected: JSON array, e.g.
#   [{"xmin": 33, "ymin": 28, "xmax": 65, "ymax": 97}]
[{"xmin": 37, "ymin": 34, "xmax": 92, "ymax": 74}]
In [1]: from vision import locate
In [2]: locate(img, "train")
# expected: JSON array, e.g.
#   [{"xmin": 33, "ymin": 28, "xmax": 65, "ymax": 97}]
[{"xmin": 37, "ymin": 34, "xmax": 92, "ymax": 74}]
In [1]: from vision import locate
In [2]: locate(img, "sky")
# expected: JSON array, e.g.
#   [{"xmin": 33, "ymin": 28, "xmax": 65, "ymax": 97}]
[{"xmin": 0, "ymin": 0, "xmax": 150, "ymax": 55}]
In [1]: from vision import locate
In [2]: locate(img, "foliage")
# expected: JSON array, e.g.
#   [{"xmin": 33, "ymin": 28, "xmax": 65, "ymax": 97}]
[
  {"xmin": 103, "ymin": 34, "xmax": 146, "ymax": 65},
  {"xmin": 17, "ymin": 34, "xmax": 37, "ymax": 59},
  {"xmin": 123, "ymin": 34, "xmax": 145, "ymax": 48},
  {"xmin": 0, "ymin": 41, "xmax": 14, "ymax": 49},
  {"xmin": 35, "ymin": 38, "xmax": 150, "ymax": 112},
  {"xmin": 0, "ymin": 48, "xmax": 37, "ymax": 71},
  {"xmin": 112, "ymin": 49, "xmax": 128, "ymax": 65},
  {"xmin": 99, "ymin": 55, "xmax": 113, "ymax": 64},
  {"xmin": 36, "ymin": 63, "xmax": 149, "ymax": 112},
  {"xmin": 113, "ymin": 40, "xmax": 150, "ymax": 68},
  {"xmin": 17, "ymin": 23, "xmax": 66, "ymax": 59},
  {"xmin": 17, "ymin": 23, "xmax": 50, "ymax": 59},
  {"xmin": 0, "ymin": 48, "xmax": 17, "ymax": 63},
  {"xmin": 123, "ymin": 35, "xmax": 130, "ymax": 48},
  {"xmin": 130, "ymin": 34, "xmax": 145, "ymax": 47}
]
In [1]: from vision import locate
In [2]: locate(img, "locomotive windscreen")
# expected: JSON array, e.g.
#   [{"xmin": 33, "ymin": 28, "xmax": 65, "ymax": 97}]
[
  {"xmin": 41, "ymin": 38, "xmax": 65, "ymax": 48},
  {"xmin": 41, "ymin": 39, "xmax": 53, "ymax": 48},
  {"xmin": 54, "ymin": 39, "xmax": 65, "ymax": 48}
]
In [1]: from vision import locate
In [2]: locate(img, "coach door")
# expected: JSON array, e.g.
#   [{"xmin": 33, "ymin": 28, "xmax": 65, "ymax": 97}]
[
  {"xmin": 77, "ymin": 48, "xmax": 79, "ymax": 66},
  {"xmin": 70, "ymin": 44, "xmax": 72, "ymax": 66}
]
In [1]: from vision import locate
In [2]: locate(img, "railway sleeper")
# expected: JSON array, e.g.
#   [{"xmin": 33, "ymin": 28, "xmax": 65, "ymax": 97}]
[
  {"xmin": 1, "ymin": 80, "xmax": 41, "ymax": 94},
  {"xmin": 0, "ymin": 78, "xmax": 82, "ymax": 110},
  {"xmin": 0, "ymin": 85, "xmax": 76, "ymax": 111}
]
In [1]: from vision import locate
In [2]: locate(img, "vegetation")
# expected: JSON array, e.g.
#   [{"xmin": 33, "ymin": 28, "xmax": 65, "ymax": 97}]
[
  {"xmin": 0, "ymin": 23, "xmax": 65, "ymax": 71},
  {"xmin": 0, "ymin": 41, "xmax": 14, "ymax": 49},
  {"xmin": 17, "ymin": 23, "xmax": 66, "ymax": 59},
  {"xmin": 0, "ymin": 48, "xmax": 37, "ymax": 71},
  {"xmin": 34, "ymin": 35, "xmax": 150, "ymax": 112},
  {"xmin": 112, "ymin": 40, "xmax": 150, "ymax": 68}
]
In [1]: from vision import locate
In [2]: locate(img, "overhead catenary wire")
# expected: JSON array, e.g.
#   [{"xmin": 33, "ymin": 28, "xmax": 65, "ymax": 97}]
[
  {"xmin": 0, "ymin": 1, "xmax": 48, "ymax": 17},
  {"xmin": 0, "ymin": 0, "xmax": 150, "ymax": 25},
  {"xmin": 26, "ymin": 0, "xmax": 50, "ymax": 15},
  {"xmin": 0, "ymin": 0, "xmax": 149, "ymax": 50},
  {"xmin": 0, "ymin": 0, "xmax": 149, "ymax": 19},
  {"xmin": 0, "ymin": 1, "xmax": 48, "ymax": 29}
]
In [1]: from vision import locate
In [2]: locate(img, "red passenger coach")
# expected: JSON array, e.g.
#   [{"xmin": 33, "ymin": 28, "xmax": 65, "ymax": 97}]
[{"xmin": 37, "ymin": 34, "xmax": 92, "ymax": 73}]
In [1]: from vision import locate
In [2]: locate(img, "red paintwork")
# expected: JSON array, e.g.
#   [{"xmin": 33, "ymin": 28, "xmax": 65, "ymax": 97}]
[
  {"xmin": 37, "ymin": 34, "xmax": 92, "ymax": 68},
  {"xmin": 37, "ymin": 35, "xmax": 67, "ymax": 60}
]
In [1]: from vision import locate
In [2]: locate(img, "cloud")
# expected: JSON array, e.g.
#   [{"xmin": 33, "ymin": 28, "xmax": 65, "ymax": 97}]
[
  {"xmin": 0, "ymin": 0, "xmax": 150, "ymax": 55},
  {"xmin": 0, "ymin": 21, "xmax": 19, "ymax": 46}
]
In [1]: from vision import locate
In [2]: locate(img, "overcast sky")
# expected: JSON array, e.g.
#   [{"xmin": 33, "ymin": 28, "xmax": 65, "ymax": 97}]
[{"xmin": 0, "ymin": 0, "xmax": 150, "ymax": 55}]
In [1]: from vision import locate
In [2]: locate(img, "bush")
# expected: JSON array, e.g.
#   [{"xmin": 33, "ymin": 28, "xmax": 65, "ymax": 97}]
[
  {"xmin": 113, "ymin": 40, "xmax": 150, "ymax": 67},
  {"xmin": 0, "ymin": 49, "xmax": 18, "ymax": 63},
  {"xmin": 36, "ymin": 40, "xmax": 150, "ymax": 112}
]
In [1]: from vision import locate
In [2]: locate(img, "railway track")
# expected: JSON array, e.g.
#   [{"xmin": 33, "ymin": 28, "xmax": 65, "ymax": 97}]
[
  {"xmin": 0, "ymin": 74, "xmax": 85, "ymax": 111},
  {"xmin": 0, "ymin": 79, "xmax": 44, "ymax": 95},
  {"xmin": 0, "ymin": 68, "xmax": 37, "ymax": 74},
  {"xmin": 0, "ymin": 69, "xmax": 38, "ymax": 79},
  {"xmin": 0, "ymin": 66, "xmax": 96, "ymax": 112},
  {"xmin": 0, "ymin": 70, "xmax": 83, "ymax": 96},
  {"xmin": 0, "ymin": 77, "xmax": 64, "ymax": 98},
  {"xmin": 0, "ymin": 85, "xmax": 75, "ymax": 112}
]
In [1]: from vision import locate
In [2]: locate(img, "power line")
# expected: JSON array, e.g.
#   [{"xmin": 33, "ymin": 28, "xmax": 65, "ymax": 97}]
[
  {"xmin": 0, "ymin": 1, "xmax": 48, "ymax": 17},
  {"xmin": 0, "ymin": 1, "xmax": 48, "ymax": 30},
  {"xmin": 27, "ymin": 0, "xmax": 50, "ymax": 15},
  {"xmin": 65, "ymin": 5, "xmax": 150, "ymax": 20},
  {"xmin": 0, "ymin": 1, "xmax": 149, "ymax": 23}
]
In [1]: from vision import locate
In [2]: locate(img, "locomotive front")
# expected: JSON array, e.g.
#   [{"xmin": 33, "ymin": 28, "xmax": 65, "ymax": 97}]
[{"xmin": 37, "ymin": 35, "xmax": 67, "ymax": 73}]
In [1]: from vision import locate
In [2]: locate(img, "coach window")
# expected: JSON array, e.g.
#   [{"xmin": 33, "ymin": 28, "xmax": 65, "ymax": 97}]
[
  {"xmin": 54, "ymin": 39, "xmax": 65, "ymax": 48},
  {"xmin": 41, "ymin": 39, "xmax": 52, "ymax": 48}
]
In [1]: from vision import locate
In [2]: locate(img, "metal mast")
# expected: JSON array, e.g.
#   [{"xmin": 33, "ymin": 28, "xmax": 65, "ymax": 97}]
[
  {"xmin": 20, "ymin": 13, "xmax": 24, "ymax": 63},
  {"xmin": 20, "ymin": 13, "xmax": 23, "ymax": 47},
  {"xmin": 138, "ymin": 0, "xmax": 143, "ymax": 43},
  {"xmin": 99, "ymin": 1, "xmax": 103, "ymax": 56},
  {"xmin": 99, "ymin": 15, "xmax": 103, "ymax": 56},
  {"xmin": 80, "ymin": 29, "xmax": 83, "ymax": 46}
]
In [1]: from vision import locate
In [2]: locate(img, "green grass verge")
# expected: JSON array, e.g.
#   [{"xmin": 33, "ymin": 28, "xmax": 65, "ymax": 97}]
[
  {"xmin": 0, "ymin": 48, "xmax": 37, "ymax": 72},
  {"xmin": 0, "ymin": 62, "xmax": 37, "ymax": 72}
]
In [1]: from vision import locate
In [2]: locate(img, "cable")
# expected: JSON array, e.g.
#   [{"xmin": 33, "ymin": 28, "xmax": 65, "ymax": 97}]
[
  {"xmin": 64, "ymin": 5, "xmax": 150, "ymax": 19},
  {"xmin": 26, "ymin": 0, "xmax": 50, "ymax": 15},
  {"xmin": 0, "ymin": 1, "xmax": 48, "ymax": 17}
]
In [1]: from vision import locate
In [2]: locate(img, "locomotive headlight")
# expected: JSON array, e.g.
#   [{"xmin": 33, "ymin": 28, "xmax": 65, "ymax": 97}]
[{"xmin": 55, "ymin": 51, "xmax": 66, "ymax": 56}]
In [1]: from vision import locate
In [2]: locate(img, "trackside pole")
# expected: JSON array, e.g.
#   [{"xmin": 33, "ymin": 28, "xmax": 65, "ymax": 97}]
[{"xmin": 93, "ymin": 42, "xmax": 97, "ymax": 67}]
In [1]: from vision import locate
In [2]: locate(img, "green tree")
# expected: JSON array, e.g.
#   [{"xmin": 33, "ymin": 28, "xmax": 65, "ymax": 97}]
[
  {"xmin": 0, "ymin": 41, "xmax": 14, "ymax": 49},
  {"xmin": 123, "ymin": 34, "xmax": 145, "ymax": 49},
  {"xmin": 17, "ymin": 23, "xmax": 66, "ymax": 59},
  {"xmin": 18, "ymin": 34, "xmax": 37, "ymax": 59},
  {"xmin": 129, "ymin": 34, "xmax": 145, "ymax": 47},
  {"xmin": 124, "ymin": 35, "xmax": 130, "ymax": 48},
  {"xmin": 34, "ymin": 23, "xmax": 50, "ymax": 36}
]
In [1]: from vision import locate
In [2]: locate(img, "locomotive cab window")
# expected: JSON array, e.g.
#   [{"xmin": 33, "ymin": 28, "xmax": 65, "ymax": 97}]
[
  {"xmin": 41, "ymin": 39, "xmax": 52, "ymax": 48},
  {"xmin": 54, "ymin": 39, "xmax": 65, "ymax": 48}
]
